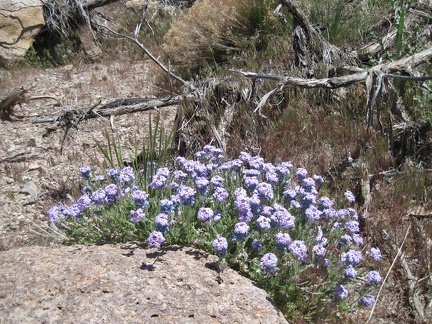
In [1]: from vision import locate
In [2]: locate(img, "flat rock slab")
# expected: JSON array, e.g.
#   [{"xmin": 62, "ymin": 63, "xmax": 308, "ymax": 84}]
[{"xmin": 0, "ymin": 244, "xmax": 287, "ymax": 323}]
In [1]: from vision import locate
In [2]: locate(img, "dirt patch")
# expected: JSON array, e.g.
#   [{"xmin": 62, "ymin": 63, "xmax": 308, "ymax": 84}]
[{"xmin": 0, "ymin": 60, "xmax": 177, "ymax": 251}]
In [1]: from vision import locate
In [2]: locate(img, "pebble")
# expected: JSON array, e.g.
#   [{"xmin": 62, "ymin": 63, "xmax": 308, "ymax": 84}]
[{"xmin": 28, "ymin": 163, "xmax": 40, "ymax": 171}]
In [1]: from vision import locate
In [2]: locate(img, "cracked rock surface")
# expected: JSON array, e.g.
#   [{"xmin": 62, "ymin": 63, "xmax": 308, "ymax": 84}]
[{"xmin": 0, "ymin": 244, "xmax": 287, "ymax": 323}]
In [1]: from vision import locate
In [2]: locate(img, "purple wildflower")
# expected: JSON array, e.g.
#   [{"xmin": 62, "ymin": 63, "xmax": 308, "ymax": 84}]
[
  {"xmin": 344, "ymin": 265, "xmax": 357, "ymax": 279},
  {"xmin": 276, "ymin": 162, "xmax": 291, "ymax": 180},
  {"xmin": 129, "ymin": 208, "xmax": 146, "ymax": 222},
  {"xmin": 120, "ymin": 185, "xmax": 131, "ymax": 198},
  {"xmin": 256, "ymin": 182, "xmax": 274, "ymax": 201},
  {"xmin": 260, "ymin": 205, "xmax": 273, "ymax": 217},
  {"xmin": 212, "ymin": 234, "xmax": 228, "ymax": 256},
  {"xmin": 149, "ymin": 174, "xmax": 167, "ymax": 190},
  {"xmin": 305, "ymin": 206, "xmax": 321, "ymax": 223},
  {"xmin": 359, "ymin": 294, "xmax": 376, "ymax": 307},
  {"xmin": 104, "ymin": 183, "xmax": 119, "ymax": 204},
  {"xmin": 273, "ymin": 203, "xmax": 295, "ymax": 229},
  {"xmin": 296, "ymin": 168, "xmax": 308, "ymax": 181},
  {"xmin": 106, "ymin": 168, "xmax": 119, "ymax": 181},
  {"xmin": 173, "ymin": 170, "xmax": 188, "ymax": 180},
  {"xmin": 244, "ymin": 169, "xmax": 261, "ymax": 177},
  {"xmin": 63, "ymin": 204, "xmax": 81, "ymax": 218},
  {"xmin": 132, "ymin": 189, "xmax": 149, "ymax": 209},
  {"xmin": 155, "ymin": 213, "xmax": 170, "ymax": 233},
  {"xmin": 248, "ymin": 193, "xmax": 261, "ymax": 214},
  {"xmin": 95, "ymin": 174, "xmax": 105, "ymax": 182},
  {"xmin": 365, "ymin": 271, "xmax": 382, "ymax": 285},
  {"xmin": 210, "ymin": 175, "xmax": 224, "ymax": 187},
  {"xmin": 249, "ymin": 156, "xmax": 264, "ymax": 170},
  {"xmin": 233, "ymin": 222, "xmax": 250, "ymax": 241},
  {"xmin": 119, "ymin": 166, "xmax": 135, "ymax": 184},
  {"xmin": 178, "ymin": 185, "xmax": 196, "ymax": 206},
  {"xmin": 313, "ymin": 174, "xmax": 324, "ymax": 184},
  {"xmin": 79, "ymin": 166, "xmax": 92, "ymax": 179},
  {"xmin": 91, "ymin": 188, "xmax": 106, "ymax": 205},
  {"xmin": 261, "ymin": 253, "xmax": 278, "ymax": 275},
  {"xmin": 341, "ymin": 249, "xmax": 363, "ymax": 266},
  {"xmin": 160, "ymin": 199, "xmax": 175, "ymax": 214},
  {"xmin": 318, "ymin": 196, "xmax": 334, "ymax": 210},
  {"xmin": 289, "ymin": 240, "xmax": 308, "ymax": 260},
  {"xmin": 340, "ymin": 234, "xmax": 353, "ymax": 245},
  {"xmin": 252, "ymin": 239, "xmax": 262, "ymax": 252},
  {"xmin": 345, "ymin": 190, "xmax": 356, "ymax": 203},
  {"xmin": 367, "ymin": 247, "xmax": 383, "ymax": 262},
  {"xmin": 345, "ymin": 220, "xmax": 360, "ymax": 233},
  {"xmin": 335, "ymin": 285, "xmax": 349, "ymax": 300},
  {"xmin": 147, "ymin": 230, "xmax": 165, "ymax": 248},
  {"xmin": 197, "ymin": 207, "xmax": 214, "ymax": 221},
  {"xmin": 195, "ymin": 177, "xmax": 210, "ymax": 194},
  {"xmin": 302, "ymin": 177, "xmax": 316, "ymax": 191},
  {"xmin": 212, "ymin": 210, "xmax": 222, "ymax": 222},
  {"xmin": 47, "ymin": 206, "xmax": 65, "ymax": 222},
  {"xmin": 302, "ymin": 192, "xmax": 317, "ymax": 207},
  {"xmin": 275, "ymin": 232, "xmax": 292, "ymax": 252},
  {"xmin": 283, "ymin": 188, "xmax": 297, "ymax": 200},
  {"xmin": 213, "ymin": 187, "xmax": 229, "ymax": 202},
  {"xmin": 312, "ymin": 244, "xmax": 327, "ymax": 259},
  {"xmin": 256, "ymin": 216, "xmax": 271, "ymax": 230},
  {"xmin": 76, "ymin": 194, "xmax": 92, "ymax": 212},
  {"xmin": 239, "ymin": 151, "xmax": 252, "ymax": 162},
  {"xmin": 244, "ymin": 177, "xmax": 259, "ymax": 191},
  {"xmin": 263, "ymin": 163, "xmax": 279, "ymax": 183},
  {"xmin": 352, "ymin": 233, "xmax": 364, "ymax": 245},
  {"xmin": 170, "ymin": 194, "xmax": 181, "ymax": 207},
  {"xmin": 321, "ymin": 208, "xmax": 337, "ymax": 220}
]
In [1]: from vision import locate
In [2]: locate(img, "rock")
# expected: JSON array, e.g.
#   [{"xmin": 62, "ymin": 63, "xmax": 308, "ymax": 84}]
[
  {"xmin": 20, "ymin": 180, "xmax": 38, "ymax": 199},
  {"xmin": 0, "ymin": 245, "xmax": 288, "ymax": 323},
  {"xmin": 28, "ymin": 163, "xmax": 40, "ymax": 171},
  {"xmin": 0, "ymin": 0, "xmax": 45, "ymax": 61}
]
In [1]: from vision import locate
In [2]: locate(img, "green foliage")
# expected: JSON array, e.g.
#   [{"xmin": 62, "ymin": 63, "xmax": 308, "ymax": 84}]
[
  {"xmin": 304, "ymin": 0, "xmax": 389, "ymax": 47},
  {"xmin": 22, "ymin": 31, "xmax": 82, "ymax": 67}
]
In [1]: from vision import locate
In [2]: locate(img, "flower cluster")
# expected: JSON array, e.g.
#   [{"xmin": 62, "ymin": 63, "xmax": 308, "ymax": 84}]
[{"xmin": 48, "ymin": 145, "xmax": 383, "ymax": 320}]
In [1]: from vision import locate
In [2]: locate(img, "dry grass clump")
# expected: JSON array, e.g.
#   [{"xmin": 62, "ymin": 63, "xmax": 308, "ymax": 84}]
[
  {"xmin": 163, "ymin": 0, "xmax": 278, "ymax": 75},
  {"xmin": 163, "ymin": 0, "xmax": 242, "ymax": 72}
]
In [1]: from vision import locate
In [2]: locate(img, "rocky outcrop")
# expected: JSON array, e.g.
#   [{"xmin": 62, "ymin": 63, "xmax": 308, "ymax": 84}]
[
  {"xmin": 0, "ymin": 0, "xmax": 45, "ymax": 60},
  {"xmin": 0, "ymin": 244, "xmax": 288, "ymax": 323}
]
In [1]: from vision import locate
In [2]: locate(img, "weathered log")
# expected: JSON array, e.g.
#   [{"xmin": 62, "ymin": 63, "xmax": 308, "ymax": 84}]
[
  {"xmin": 32, "ymin": 96, "xmax": 181, "ymax": 125},
  {"xmin": 233, "ymin": 47, "xmax": 432, "ymax": 89}
]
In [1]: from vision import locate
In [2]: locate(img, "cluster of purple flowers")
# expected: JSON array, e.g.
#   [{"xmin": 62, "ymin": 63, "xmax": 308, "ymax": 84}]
[{"xmin": 49, "ymin": 145, "xmax": 383, "ymax": 315}]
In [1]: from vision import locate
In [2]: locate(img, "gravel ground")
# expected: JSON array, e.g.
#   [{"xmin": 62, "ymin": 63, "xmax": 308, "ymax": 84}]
[{"xmin": 0, "ymin": 60, "xmax": 178, "ymax": 251}]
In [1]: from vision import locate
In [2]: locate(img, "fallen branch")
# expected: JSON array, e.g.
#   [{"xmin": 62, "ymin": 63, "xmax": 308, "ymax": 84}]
[
  {"xmin": 233, "ymin": 47, "xmax": 432, "ymax": 88},
  {"xmin": 233, "ymin": 47, "xmax": 432, "ymax": 123},
  {"xmin": 32, "ymin": 96, "xmax": 181, "ymax": 125}
]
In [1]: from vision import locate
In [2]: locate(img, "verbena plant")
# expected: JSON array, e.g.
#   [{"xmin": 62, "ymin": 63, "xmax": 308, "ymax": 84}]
[{"xmin": 47, "ymin": 143, "xmax": 382, "ymax": 321}]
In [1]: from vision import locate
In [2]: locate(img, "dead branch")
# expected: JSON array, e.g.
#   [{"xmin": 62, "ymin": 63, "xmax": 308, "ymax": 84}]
[
  {"xmin": 32, "ymin": 96, "xmax": 181, "ymax": 125},
  {"xmin": 233, "ymin": 46, "xmax": 432, "ymax": 125},
  {"xmin": 233, "ymin": 46, "xmax": 432, "ymax": 88},
  {"xmin": 94, "ymin": 5, "xmax": 187, "ymax": 85}
]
